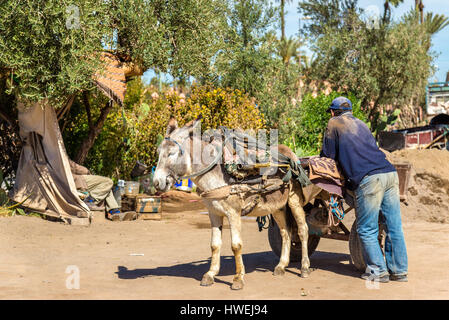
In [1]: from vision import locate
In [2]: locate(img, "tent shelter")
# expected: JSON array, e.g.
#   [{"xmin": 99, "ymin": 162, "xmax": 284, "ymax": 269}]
[{"xmin": 8, "ymin": 53, "xmax": 128, "ymax": 225}]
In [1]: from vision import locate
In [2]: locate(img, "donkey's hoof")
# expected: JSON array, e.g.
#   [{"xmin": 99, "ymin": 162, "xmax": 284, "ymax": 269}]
[
  {"xmin": 300, "ymin": 268, "xmax": 310, "ymax": 278},
  {"xmin": 273, "ymin": 266, "xmax": 286, "ymax": 276},
  {"xmin": 200, "ymin": 274, "xmax": 215, "ymax": 286},
  {"xmin": 231, "ymin": 279, "xmax": 244, "ymax": 290}
]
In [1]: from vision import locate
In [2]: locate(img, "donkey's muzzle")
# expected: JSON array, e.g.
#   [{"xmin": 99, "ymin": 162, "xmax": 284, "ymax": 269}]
[{"xmin": 153, "ymin": 173, "xmax": 175, "ymax": 192}]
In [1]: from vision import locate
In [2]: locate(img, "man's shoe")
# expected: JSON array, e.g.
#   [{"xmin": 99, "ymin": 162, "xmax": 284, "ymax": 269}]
[
  {"xmin": 107, "ymin": 209, "xmax": 122, "ymax": 221},
  {"xmin": 390, "ymin": 274, "xmax": 408, "ymax": 282},
  {"xmin": 361, "ymin": 273, "xmax": 390, "ymax": 283},
  {"xmin": 84, "ymin": 196, "xmax": 105, "ymax": 211},
  {"xmin": 107, "ymin": 209, "xmax": 138, "ymax": 221}
]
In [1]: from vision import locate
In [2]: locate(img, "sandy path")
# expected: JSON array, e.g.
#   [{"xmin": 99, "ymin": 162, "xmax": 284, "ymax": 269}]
[{"xmin": 1, "ymin": 201, "xmax": 449, "ymax": 300}]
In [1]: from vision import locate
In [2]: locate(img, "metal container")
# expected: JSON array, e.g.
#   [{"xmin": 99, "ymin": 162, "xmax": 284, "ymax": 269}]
[
  {"xmin": 124, "ymin": 181, "xmax": 140, "ymax": 196},
  {"xmin": 392, "ymin": 162, "xmax": 412, "ymax": 202},
  {"xmin": 112, "ymin": 186, "xmax": 122, "ymax": 207},
  {"xmin": 131, "ymin": 160, "xmax": 148, "ymax": 178}
]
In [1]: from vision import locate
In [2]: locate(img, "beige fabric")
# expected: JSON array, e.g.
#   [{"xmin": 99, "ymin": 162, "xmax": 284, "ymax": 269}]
[
  {"xmin": 9, "ymin": 100, "xmax": 90, "ymax": 219},
  {"xmin": 82, "ymin": 174, "xmax": 119, "ymax": 211}
]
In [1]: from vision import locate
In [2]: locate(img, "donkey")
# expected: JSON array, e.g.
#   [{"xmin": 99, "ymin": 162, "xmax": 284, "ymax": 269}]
[{"xmin": 153, "ymin": 117, "xmax": 316, "ymax": 290}]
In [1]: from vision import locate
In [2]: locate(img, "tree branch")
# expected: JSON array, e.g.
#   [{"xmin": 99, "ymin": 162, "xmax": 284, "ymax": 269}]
[
  {"xmin": 74, "ymin": 100, "xmax": 114, "ymax": 164},
  {"xmin": 57, "ymin": 94, "xmax": 76, "ymax": 121},
  {"xmin": 82, "ymin": 91, "xmax": 93, "ymax": 129},
  {"xmin": 0, "ymin": 105, "xmax": 15, "ymax": 129}
]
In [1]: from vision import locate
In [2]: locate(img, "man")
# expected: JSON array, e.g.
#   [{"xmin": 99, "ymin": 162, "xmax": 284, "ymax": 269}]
[
  {"xmin": 69, "ymin": 160, "xmax": 136, "ymax": 221},
  {"xmin": 320, "ymin": 97, "xmax": 408, "ymax": 282}
]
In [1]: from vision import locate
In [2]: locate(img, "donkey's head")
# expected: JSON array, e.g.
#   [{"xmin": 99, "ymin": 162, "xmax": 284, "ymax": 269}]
[{"xmin": 153, "ymin": 117, "xmax": 201, "ymax": 192}]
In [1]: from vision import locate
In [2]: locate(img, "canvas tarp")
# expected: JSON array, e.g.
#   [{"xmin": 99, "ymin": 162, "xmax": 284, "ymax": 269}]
[{"xmin": 9, "ymin": 100, "xmax": 90, "ymax": 222}]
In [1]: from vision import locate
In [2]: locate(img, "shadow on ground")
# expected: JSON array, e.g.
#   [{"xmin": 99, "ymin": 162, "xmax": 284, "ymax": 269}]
[
  {"xmin": 116, "ymin": 250, "xmax": 360, "ymax": 284},
  {"xmin": 310, "ymin": 251, "xmax": 360, "ymax": 278}
]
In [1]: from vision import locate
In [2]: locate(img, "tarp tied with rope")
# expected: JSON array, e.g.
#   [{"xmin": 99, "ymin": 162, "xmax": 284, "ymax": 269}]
[{"xmin": 9, "ymin": 52, "xmax": 131, "ymax": 223}]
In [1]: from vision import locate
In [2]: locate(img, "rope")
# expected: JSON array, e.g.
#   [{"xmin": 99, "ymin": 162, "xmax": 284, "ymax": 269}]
[
  {"xmin": 328, "ymin": 195, "xmax": 345, "ymax": 227},
  {"xmin": 256, "ymin": 215, "xmax": 270, "ymax": 232}
]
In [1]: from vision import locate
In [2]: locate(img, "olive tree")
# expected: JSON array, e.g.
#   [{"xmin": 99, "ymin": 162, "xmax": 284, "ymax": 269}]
[
  {"xmin": 0, "ymin": 0, "xmax": 227, "ymax": 166},
  {"xmin": 299, "ymin": 0, "xmax": 435, "ymax": 129}
]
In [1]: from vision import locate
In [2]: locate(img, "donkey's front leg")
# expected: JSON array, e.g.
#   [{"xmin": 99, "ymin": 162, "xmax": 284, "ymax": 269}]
[
  {"xmin": 228, "ymin": 212, "xmax": 245, "ymax": 290},
  {"xmin": 201, "ymin": 213, "xmax": 223, "ymax": 286},
  {"xmin": 271, "ymin": 209, "xmax": 291, "ymax": 276},
  {"xmin": 288, "ymin": 191, "xmax": 311, "ymax": 278}
]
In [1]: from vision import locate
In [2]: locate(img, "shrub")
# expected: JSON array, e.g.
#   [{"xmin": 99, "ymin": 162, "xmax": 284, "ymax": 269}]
[
  {"xmin": 123, "ymin": 86, "xmax": 266, "ymax": 178},
  {"xmin": 280, "ymin": 92, "xmax": 367, "ymax": 156},
  {"xmin": 66, "ymin": 84, "xmax": 266, "ymax": 180}
]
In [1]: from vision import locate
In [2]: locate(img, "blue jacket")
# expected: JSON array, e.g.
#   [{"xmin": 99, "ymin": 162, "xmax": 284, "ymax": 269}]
[{"xmin": 320, "ymin": 112, "xmax": 396, "ymax": 190}]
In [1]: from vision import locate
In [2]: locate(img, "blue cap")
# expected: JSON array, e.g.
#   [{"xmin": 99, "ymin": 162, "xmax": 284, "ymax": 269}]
[{"xmin": 327, "ymin": 97, "xmax": 352, "ymax": 113}]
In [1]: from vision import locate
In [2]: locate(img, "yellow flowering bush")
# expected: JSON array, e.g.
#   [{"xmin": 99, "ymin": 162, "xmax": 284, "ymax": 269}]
[{"xmin": 91, "ymin": 85, "xmax": 266, "ymax": 179}]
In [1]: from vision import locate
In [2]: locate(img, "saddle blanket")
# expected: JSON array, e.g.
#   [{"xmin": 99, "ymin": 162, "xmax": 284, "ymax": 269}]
[{"xmin": 307, "ymin": 156, "xmax": 345, "ymax": 197}]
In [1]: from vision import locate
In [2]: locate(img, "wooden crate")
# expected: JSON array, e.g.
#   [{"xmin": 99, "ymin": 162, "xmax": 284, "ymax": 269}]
[
  {"xmin": 121, "ymin": 194, "xmax": 162, "ymax": 220},
  {"xmin": 136, "ymin": 195, "xmax": 162, "ymax": 220}
]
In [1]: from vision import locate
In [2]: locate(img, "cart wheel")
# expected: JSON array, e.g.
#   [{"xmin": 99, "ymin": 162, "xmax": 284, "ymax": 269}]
[
  {"xmin": 349, "ymin": 219, "xmax": 386, "ymax": 271},
  {"xmin": 268, "ymin": 219, "xmax": 320, "ymax": 263}
]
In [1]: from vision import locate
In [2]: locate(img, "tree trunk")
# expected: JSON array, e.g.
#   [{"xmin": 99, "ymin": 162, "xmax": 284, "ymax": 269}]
[
  {"xmin": 419, "ymin": 1, "xmax": 424, "ymax": 24},
  {"xmin": 74, "ymin": 100, "xmax": 114, "ymax": 165},
  {"xmin": 281, "ymin": 0, "xmax": 285, "ymax": 41},
  {"xmin": 0, "ymin": 108, "xmax": 14, "ymax": 129},
  {"xmin": 382, "ymin": 1, "xmax": 389, "ymax": 23}
]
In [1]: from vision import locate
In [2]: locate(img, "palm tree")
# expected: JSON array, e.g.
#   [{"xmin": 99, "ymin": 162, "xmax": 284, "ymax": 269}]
[
  {"xmin": 276, "ymin": 36, "xmax": 303, "ymax": 66},
  {"xmin": 277, "ymin": 0, "xmax": 292, "ymax": 41},
  {"xmin": 383, "ymin": 0, "xmax": 405, "ymax": 23},
  {"xmin": 423, "ymin": 12, "xmax": 449, "ymax": 50},
  {"xmin": 424, "ymin": 12, "xmax": 449, "ymax": 35},
  {"xmin": 416, "ymin": 0, "xmax": 425, "ymax": 24}
]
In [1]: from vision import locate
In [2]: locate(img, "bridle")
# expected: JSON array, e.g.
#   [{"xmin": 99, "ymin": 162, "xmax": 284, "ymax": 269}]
[
  {"xmin": 163, "ymin": 135, "xmax": 225, "ymax": 183},
  {"xmin": 164, "ymin": 137, "xmax": 184, "ymax": 155}
]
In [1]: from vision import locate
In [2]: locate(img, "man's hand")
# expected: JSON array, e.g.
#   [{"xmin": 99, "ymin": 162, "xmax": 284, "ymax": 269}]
[{"xmin": 69, "ymin": 159, "xmax": 90, "ymax": 175}]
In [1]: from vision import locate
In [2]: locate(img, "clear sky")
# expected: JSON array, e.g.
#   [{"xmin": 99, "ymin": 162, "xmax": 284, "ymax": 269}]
[{"xmin": 144, "ymin": 0, "xmax": 449, "ymax": 84}]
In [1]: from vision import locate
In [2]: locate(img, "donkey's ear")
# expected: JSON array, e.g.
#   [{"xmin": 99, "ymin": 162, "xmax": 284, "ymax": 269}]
[
  {"xmin": 166, "ymin": 117, "xmax": 178, "ymax": 136},
  {"xmin": 192, "ymin": 114, "xmax": 202, "ymax": 130}
]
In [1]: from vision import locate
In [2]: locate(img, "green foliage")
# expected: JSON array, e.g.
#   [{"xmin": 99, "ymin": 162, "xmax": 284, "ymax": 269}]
[
  {"xmin": 301, "ymin": 2, "xmax": 434, "ymax": 128},
  {"xmin": 372, "ymin": 108, "xmax": 401, "ymax": 136},
  {"xmin": 276, "ymin": 36, "xmax": 305, "ymax": 65},
  {"xmin": 213, "ymin": 1, "xmax": 307, "ymax": 130},
  {"xmin": 256, "ymin": 59, "xmax": 302, "ymax": 129},
  {"xmin": 62, "ymin": 87, "xmax": 126, "ymax": 176},
  {"xmin": 0, "ymin": 0, "xmax": 228, "ymax": 103},
  {"xmin": 424, "ymin": 12, "xmax": 449, "ymax": 35},
  {"xmin": 122, "ymin": 85, "xmax": 265, "ymax": 179},
  {"xmin": 112, "ymin": 0, "xmax": 228, "ymax": 80},
  {"xmin": 215, "ymin": 0, "xmax": 278, "ymax": 97},
  {"xmin": 63, "ymin": 78, "xmax": 266, "ymax": 180},
  {"xmin": 299, "ymin": 0, "xmax": 359, "ymax": 39},
  {"xmin": 280, "ymin": 92, "xmax": 367, "ymax": 156},
  {"xmin": 423, "ymin": 12, "xmax": 449, "ymax": 51},
  {"xmin": 0, "ymin": 0, "xmax": 109, "ymax": 102}
]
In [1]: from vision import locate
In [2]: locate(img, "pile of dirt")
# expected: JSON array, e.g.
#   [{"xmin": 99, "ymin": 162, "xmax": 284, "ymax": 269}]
[{"xmin": 385, "ymin": 149, "xmax": 449, "ymax": 224}]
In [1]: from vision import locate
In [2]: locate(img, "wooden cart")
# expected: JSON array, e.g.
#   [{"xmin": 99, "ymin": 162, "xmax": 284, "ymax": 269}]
[{"xmin": 267, "ymin": 161, "xmax": 411, "ymax": 271}]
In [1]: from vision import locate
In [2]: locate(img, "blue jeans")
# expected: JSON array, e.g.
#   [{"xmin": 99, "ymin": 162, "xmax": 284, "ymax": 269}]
[{"xmin": 355, "ymin": 171, "xmax": 408, "ymax": 276}]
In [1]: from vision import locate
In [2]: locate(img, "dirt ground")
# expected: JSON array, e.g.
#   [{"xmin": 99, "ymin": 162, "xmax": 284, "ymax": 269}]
[
  {"xmin": 385, "ymin": 148, "xmax": 449, "ymax": 223},
  {"xmin": 1, "ymin": 191, "xmax": 449, "ymax": 300}
]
